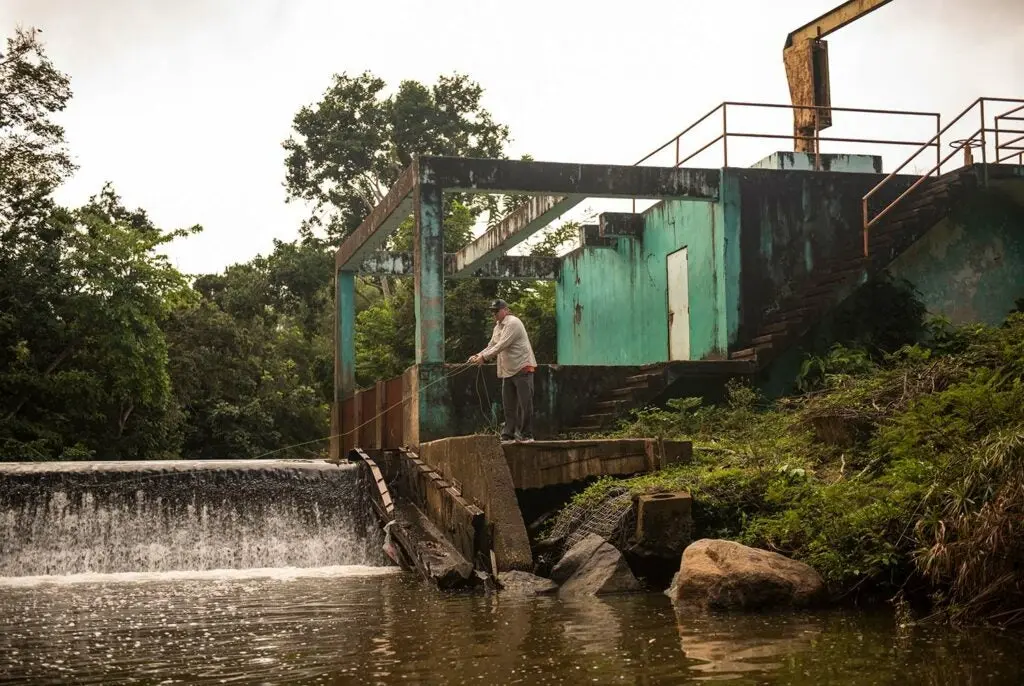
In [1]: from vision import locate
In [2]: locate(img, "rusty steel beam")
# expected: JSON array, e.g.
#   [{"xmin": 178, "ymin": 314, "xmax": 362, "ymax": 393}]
[
  {"xmin": 451, "ymin": 194, "xmax": 582, "ymax": 276},
  {"xmin": 422, "ymin": 156, "xmax": 720, "ymax": 198},
  {"xmin": 358, "ymin": 251, "xmax": 560, "ymax": 281},
  {"xmin": 785, "ymin": 0, "xmax": 893, "ymax": 48},
  {"xmin": 335, "ymin": 163, "xmax": 416, "ymax": 270}
]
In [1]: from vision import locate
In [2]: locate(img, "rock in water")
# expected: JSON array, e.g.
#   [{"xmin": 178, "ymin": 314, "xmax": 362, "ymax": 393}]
[
  {"xmin": 497, "ymin": 571, "xmax": 558, "ymax": 596},
  {"xmin": 550, "ymin": 534, "xmax": 606, "ymax": 584},
  {"xmin": 553, "ymin": 534, "xmax": 642, "ymax": 596},
  {"xmin": 674, "ymin": 539, "xmax": 825, "ymax": 611}
]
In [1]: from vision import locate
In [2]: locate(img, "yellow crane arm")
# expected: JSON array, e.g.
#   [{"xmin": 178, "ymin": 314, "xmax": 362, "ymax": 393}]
[
  {"xmin": 785, "ymin": 0, "xmax": 893, "ymax": 49},
  {"xmin": 784, "ymin": 0, "xmax": 895, "ymax": 152}
]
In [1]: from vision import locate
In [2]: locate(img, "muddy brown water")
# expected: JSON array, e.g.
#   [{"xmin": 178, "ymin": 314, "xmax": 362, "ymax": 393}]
[{"xmin": 2, "ymin": 567, "xmax": 1021, "ymax": 685}]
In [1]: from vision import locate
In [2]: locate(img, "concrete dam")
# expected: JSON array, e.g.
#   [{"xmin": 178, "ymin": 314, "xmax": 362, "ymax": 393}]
[{"xmin": 0, "ymin": 460, "xmax": 385, "ymax": 578}]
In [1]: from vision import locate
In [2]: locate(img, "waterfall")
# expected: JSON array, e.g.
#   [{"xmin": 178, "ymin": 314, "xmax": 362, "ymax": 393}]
[{"xmin": 0, "ymin": 460, "xmax": 384, "ymax": 577}]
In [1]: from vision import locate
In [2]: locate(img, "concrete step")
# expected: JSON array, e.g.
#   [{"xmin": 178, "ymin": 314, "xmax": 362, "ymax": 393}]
[
  {"xmin": 761, "ymin": 320, "xmax": 798, "ymax": 335},
  {"xmin": 609, "ymin": 387, "xmax": 638, "ymax": 399},
  {"xmin": 828, "ymin": 256, "xmax": 868, "ymax": 272},
  {"xmin": 808, "ymin": 265, "xmax": 864, "ymax": 288},
  {"xmin": 581, "ymin": 412, "xmax": 616, "ymax": 424},
  {"xmin": 730, "ymin": 348, "xmax": 758, "ymax": 361},
  {"xmin": 751, "ymin": 332, "xmax": 788, "ymax": 346},
  {"xmin": 567, "ymin": 425, "xmax": 602, "ymax": 434},
  {"xmin": 731, "ymin": 341, "xmax": 774, "ymax": 359},
  {"xmin": 800, "ymin": 282, "xmax": 844, "ymax": 299},
  {"xmin": 625, "ymin": 372, "xmax": 662, "ymax": 385},
  {"xmin": 594, "ymin": 399, "xmax": 631, "ymax": 412},
  {"xmin": 765, "ymin": 306, "xmax": 817, "ymax": 325}
]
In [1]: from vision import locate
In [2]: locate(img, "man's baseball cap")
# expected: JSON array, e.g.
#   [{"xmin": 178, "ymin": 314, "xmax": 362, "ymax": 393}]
[{"xmin": 490, "ymin": 299, "xmax": 508, "ymax": 311}]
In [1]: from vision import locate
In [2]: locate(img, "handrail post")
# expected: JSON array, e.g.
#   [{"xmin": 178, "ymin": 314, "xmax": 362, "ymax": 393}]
[
  {"xmin": 814, "ymin": 107, "xmax": 821, "ymax": 171},
  {"xmin": 995, "ymin": 106, "xmax": 1001, "ymax": 162},
  {"xmin": 675, "ymin": 136, "xmax": 680, "ymax": 167},
  {"xmin": 935, "ymin": 113, "xmax": 941, "ymax": 173},
  {"xmin": 722, "ymin": 103, "xmax": 728, "ymax": 168},
  {"xmin": 862, "ymin": 196, "xmax": 869, "ymax": 257},
  {"xmin": 980, "ymin": 99, "xmax": 989, "ymax": 186}
]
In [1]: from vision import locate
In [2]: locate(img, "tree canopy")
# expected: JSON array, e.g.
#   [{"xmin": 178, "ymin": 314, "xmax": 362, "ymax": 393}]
[
  {"xmin": 0, "ymin": 34, "xmax": 565, "ymax": 461},
  {"xmin": 283, "ymin": 72, "xmax": 511, "ymax": 244}
]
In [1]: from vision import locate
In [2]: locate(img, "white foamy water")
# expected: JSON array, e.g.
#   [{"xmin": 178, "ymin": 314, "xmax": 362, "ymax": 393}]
[
  {"xmin": 0, "ymin": 564, "xmax": 399, "ymax": 588},
  {"xmin": 0, "ymin": 459, "xmax": 386, "ymax": 577}
]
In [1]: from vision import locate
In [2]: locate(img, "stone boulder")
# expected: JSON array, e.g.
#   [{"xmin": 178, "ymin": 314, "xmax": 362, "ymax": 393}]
[
  {"xmin": 674, "ymin": 539, "xmax": 825, "ymax": 611},
  {"xmin": 552, "ymin": 533, "xmax": 642, "ymax": 596},
  {"xmin": 497, "ymin": 571, "xmax": 558, "ymax": 596}
]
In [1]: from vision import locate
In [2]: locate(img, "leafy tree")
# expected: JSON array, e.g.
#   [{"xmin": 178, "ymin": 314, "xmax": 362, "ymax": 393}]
[
  {"xmin": 0, "ymin": 27, "xmax": 73, "ymax": 232},
  {"xmin": 283, "ymin": 71, "xmax": 510, "ymax": 243},
  {"xmin": 164, "ymin": 299, "xmax": 329, "ymax": 460},
  {"xmin": 1, "ymin": 185, "xmax": 198, "ymax": 459}
]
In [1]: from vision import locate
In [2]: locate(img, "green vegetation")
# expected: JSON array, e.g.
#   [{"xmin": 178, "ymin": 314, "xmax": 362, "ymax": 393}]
[
  {"xmin": 561, "ymin": 305, "xmax": 1024, "ymax": 626},
  {"xmin": 0, "ymin": 28, "xmax": 565, "ymax": 460}
]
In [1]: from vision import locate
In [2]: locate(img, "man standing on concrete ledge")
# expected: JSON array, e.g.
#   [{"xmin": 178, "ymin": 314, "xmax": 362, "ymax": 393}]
[{"xmin": 469, "ymin": 299, "xmax": 537, "ymax": 443}]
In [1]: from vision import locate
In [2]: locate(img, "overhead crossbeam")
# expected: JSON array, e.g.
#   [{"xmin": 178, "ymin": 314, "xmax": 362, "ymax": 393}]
[
  {"xmin": 357, "ymin": 251, "xmax": 560, "ymax": 281},
  {"xmin": 432, "ymin": 157, "xmax": 720, "ymax": 276},
  {"xmin": 424, "ymin": 156, "xmax": 720, "ymax": 198}
]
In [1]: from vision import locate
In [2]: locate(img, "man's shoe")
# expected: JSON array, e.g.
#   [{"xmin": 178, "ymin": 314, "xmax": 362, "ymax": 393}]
[{"xmin": 500, "ymin": 434, "xmax": 516, "ymax": 443}]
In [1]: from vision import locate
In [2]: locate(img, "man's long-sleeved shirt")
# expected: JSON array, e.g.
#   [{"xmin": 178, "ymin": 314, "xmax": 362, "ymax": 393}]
[{"xmin": 479, "ymin": 314, "xmax": 537, "ymax": 379}]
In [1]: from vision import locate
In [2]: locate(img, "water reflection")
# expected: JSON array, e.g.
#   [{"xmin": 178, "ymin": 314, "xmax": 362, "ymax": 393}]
[
  {"xmin": 677, "ymin": 613, "xmax": 822, "ymax": 679},
  {"xmin": 1, "ymin": 569, "xmax": 1022, "ymax": 684}
]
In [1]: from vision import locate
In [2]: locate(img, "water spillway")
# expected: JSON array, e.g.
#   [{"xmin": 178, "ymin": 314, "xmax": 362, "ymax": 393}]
[{"xmin": 0, "ymin": 459, "xmax": 384, "ymax": 577}]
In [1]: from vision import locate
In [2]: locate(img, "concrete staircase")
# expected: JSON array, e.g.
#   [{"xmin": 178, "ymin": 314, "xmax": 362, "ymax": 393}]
[
  {"xmin": 565, "ymin": 365, "xmax": 669, "ymax": 434},
  {"xmin": 730, "ymin": 168, "xmax": 976, "ymax": 367}
]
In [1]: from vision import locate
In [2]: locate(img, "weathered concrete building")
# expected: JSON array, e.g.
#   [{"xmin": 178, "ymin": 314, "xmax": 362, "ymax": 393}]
[
  {"xmin": 333, "ymin": 95, "xmax": 1024, "ymax": 588},
  {"xmin": 331, "ymin": 97, "xmax": 1024, "ymax": 456}
]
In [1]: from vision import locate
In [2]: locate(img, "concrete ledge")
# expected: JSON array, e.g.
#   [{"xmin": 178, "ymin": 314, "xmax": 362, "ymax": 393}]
[
  {"xmin": 599, "ymin": 212, "xmax": 644, "ymax": 239},
  {"xmin": 422, "ymin": 157, "xmax": 721, "ymax": 199},
  {"xmin": 502, "ymin": 439, "xmax": 692, "ymax": 490},
  {"xmin": 418, "ymin": 435, "xmax": 532, "ymax": 572}
]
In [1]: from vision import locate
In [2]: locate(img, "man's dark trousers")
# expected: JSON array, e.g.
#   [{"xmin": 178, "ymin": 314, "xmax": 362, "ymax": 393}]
[{"xmin": 501, "ymin": 370, "xmax": 534, "ymax": 440}]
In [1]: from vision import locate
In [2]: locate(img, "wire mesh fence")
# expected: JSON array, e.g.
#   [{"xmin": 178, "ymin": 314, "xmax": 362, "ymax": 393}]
[{"xmin": 546, "ymin": 488, "xmax": 636, "ymax": 555}]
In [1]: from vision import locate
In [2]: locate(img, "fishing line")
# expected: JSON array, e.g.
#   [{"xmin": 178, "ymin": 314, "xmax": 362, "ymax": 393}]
[
  {"xmin": 23, "ymin": 363, "xmax": 483, "ymax": 491},
  {"xmin": 246, "ymin": 361, "xmax": 480, "ymax": 461}
]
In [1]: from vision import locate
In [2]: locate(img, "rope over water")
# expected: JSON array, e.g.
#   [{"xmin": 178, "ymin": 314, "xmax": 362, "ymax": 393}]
[{"xmin": 248, "ymin": 362, "xmax": 483, "ymax": 461}]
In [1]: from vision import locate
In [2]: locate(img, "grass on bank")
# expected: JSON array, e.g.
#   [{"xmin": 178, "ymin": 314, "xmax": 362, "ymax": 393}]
[{"xmin": 560, "ymin": 310, "xmax": 1024, "ymax": 628}]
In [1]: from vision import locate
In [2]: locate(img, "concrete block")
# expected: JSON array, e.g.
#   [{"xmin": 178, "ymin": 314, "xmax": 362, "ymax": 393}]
[
  {"xmin": 750, "ymin": 151, "xmax": 882, "ymax": 174},
  {"xmin": 631, "ymin": 491, "xmax": 694, "ymax": 560},
  {"xmin": 418, "ymin": 434, "xmax": 532, "ymax": 572},
  {"xmin": 503, "ymin": 439, "xmax": 693, "ymax": 490}
]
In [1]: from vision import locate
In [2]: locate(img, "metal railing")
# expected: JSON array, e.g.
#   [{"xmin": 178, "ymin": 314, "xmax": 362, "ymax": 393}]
[
  {"xmin": 996, "ymin": 102, "xmax": 1024, "ymax": 164},
  {"xmin": 631, "ymin": 101, "xmax": 941, "ymax": 212},
  {"xmin": 862, "ymin": 97, "xmax": 1024, "ymax": 256}
]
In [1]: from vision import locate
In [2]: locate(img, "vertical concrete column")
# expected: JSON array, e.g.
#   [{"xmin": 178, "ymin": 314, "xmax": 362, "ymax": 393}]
[
  {"xmin": 414, "ymin": 168, "xmax": 451, "ymax": 442},
  {"xmin": 335, "ymin": 269, "xmax": 356, "ymax": 455},
  {"xmin": 414, "ymin": 177, "xmax": 445, "ymax": 364}
]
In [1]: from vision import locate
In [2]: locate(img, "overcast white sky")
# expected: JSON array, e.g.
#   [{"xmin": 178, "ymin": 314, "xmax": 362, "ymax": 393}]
[{"xmin": 5, "ymin": 0, "xmax": 1023, "ymax": 275}]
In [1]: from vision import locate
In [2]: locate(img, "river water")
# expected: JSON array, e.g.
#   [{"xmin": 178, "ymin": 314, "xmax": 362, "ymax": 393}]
[{"xmin": 2, "ymin": 567, "xmax": 1022, "ymax": 685}]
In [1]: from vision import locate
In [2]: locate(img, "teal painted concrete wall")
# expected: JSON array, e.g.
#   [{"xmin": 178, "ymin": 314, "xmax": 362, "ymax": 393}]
[
  {"xmin": 554, "ymin": 167, "xmax": 890, "ymax": 365},
  {"xmin": 890, "ymin": 187, "xmax": 1024, "ymax": 326},
  {"xmin": 556, "ymin": 197, "xmax": 726, "ymax": 364}
]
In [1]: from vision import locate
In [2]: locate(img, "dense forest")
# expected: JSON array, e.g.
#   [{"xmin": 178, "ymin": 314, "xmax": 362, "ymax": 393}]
[{"xmin": 0, "ymin": 28, "xmax": 570, "ymax": 461}]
